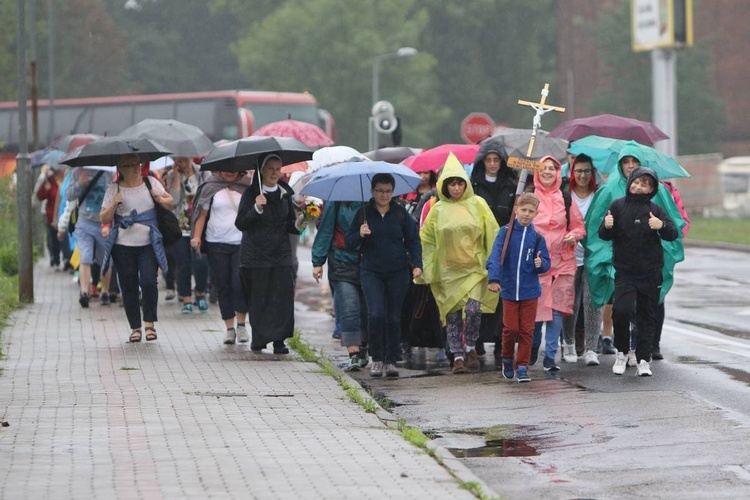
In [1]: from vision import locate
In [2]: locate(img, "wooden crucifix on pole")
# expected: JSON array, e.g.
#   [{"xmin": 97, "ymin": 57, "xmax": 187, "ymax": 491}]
[{"xmin": 499, "ymin": 83, "xmax": 565, "ymax": 265}]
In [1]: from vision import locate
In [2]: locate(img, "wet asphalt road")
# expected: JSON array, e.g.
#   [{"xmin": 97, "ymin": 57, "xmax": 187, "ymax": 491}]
[{"xmin": 295, "ymin": 243, "xmax": 750, "ymax": 499}]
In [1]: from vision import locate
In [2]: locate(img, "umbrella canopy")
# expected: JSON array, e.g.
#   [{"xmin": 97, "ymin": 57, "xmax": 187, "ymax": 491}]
[
  {"xmin": 48, "ymin": 133, "xmax": 103, "ymax": 153},
  {"xmin": 283, "ymin": 145, "xmax": 368, "ymax": 174},
  {"xmin": 549, "ymin": 114, "xmax": 669, "ymax": 145},
  {"xmin": 567, "ymin": 136, "xmax": 690, "ymax": 179},
  {"xmin": 483, "ymin": 130, "xmax": 568, "ymax": 161},
  {"xmin": 402, "ymin": 144, "xmax": 480, "ymax": 173},
  {"xmin": 300, "ymin": 160, "xmax": 421, "ymax": 202},
  {"xmin": 253, "ymin": 119, "xmax": 334, "ymax": 148},
  {"xmin": 119, "ymin": 118, "xmax": 214, "ymax": 157},
  {"xmin": 59, "ymin": 136, "xmax": 172, "ymax": 167},
  {"xmin": 200, "ymin": 136, "xmax": 314, "ymax": 172},
  {"xmin": 363, "ymin": 146, "xmax": 422, "ymax": 163}
]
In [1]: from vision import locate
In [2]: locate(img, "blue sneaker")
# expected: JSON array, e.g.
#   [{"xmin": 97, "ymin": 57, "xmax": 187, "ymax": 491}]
[
  {"xmin": 517, "ymin": 365, "xmax": 531, "ymax": 383},
  {"xmin": 181, "ymin": 303, "xmax": 193, "ymax": 314},
  {"xmin": 197, "ymin": 297, "xmax": 208, "ymax": 313},
  {"xmin": 501, "ymin": 358, "xmax": 515, "ymax": 380}
]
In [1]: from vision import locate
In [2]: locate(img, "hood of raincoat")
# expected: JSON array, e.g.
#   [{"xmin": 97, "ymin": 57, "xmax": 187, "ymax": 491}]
[
  {"xmin": 470, "ymin": 139, "xmax": 514, "ymax": 184},
  {"xmin": 533, "ymin": 155, "xmax": 563, "ymax": 194},
  {"xmin": 437, "ymin": 152, "xmax": 475, "ymax": 202},
  {"xmin": 617, "ymin": 144, "xmax": 643, "ymax": 176},
  {"xmin": 626, "ymin": 166, "xmax": 659, "ymax": 201}
]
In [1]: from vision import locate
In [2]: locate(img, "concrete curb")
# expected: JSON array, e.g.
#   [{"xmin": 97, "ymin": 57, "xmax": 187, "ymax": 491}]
[{"xmin": 321, "ymin": 355, "xmax": 502, "ymax": 500}]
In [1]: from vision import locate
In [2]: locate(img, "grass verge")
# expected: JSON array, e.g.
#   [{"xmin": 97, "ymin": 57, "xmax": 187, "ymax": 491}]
[
  {"xmin": 687, "ymin": 217, "xmax": 750, "ymax": 246},
  {"xmin": 288, "ymin": 330, "xmax": 379, "ymax": 413}
]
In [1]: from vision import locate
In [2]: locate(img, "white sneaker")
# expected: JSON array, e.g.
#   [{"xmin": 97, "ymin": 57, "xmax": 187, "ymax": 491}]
[
  {"xmin": 583, "ymin": 350, "xmax": 600, "ymax": 366},
  {"xmin": 562, "ymin": 344, "xmax": 578, "ymax": 363},
  {"xmin": 223, "ymin": 328, "xmax": 236, "ymax": 345},
  {"xmin": 636, "ymin": 359, "xmax": 652, "ymax": 376},
  {"xmin": 627, "ymin": 351, "xmax": 638, "ymax": 367},
  {"xmin": 612, "ymin": 352, "xmax": 627, "ymax": 375},
  {"xmin": 236, "ymin": 325, "xmax": 249, "ymax": 343}
]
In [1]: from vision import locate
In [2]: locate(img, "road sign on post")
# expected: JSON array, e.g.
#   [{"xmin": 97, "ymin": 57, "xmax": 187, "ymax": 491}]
[{"xmin": 461, "ymin": 112, "xmax": 495, "ymax": 144}]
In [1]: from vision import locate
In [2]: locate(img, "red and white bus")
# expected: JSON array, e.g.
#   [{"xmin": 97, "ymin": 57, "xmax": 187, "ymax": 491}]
[{"xmin": 0, "ymin": 90, "xmax": 335, "ymax": 176}]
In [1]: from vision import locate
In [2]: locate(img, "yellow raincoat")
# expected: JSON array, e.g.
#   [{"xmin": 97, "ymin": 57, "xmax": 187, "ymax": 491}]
[{"xmin": 416, "ymin": 153, "xmax": 500, "ymax": 325}]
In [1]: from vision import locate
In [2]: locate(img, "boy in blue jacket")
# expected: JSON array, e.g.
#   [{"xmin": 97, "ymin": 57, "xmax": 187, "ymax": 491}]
[{"xmin": 487, "ymin": 193, "xmax": 551, "ymax": 382}]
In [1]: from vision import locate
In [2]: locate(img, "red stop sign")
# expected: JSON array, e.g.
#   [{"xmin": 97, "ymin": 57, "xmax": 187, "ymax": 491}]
[{"xmin": 461, "ymin": 112, "xmax": 495, "ymax": 144}]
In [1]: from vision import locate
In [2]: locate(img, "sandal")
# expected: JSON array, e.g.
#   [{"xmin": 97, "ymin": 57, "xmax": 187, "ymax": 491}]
[
  {"xmin": 145, "ymin": 326, "xmax": 157, "ymax": 342},
  {"xmin": 129, "ymin": 329, "xmax": 142, "ymax": 343}
]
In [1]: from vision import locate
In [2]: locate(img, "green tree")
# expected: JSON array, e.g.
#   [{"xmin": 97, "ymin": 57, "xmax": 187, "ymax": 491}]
[
  {"xmin": 586, "ymin": 2, "xmax": 725, "ymax": 155},
  {"xmin": 105, "ymin": 0, "xmax": 246, "ymax": 94},
  {"xmin": 0, "ymin": 0, "xmax": 15, "ymax": 101},
  {"xmin": 229, "ymin": 0, "xmax": 450, "ymax": 150},
  {"xmin": 419, "ymin": 0, "xmax": 558, "ymax": 144}
]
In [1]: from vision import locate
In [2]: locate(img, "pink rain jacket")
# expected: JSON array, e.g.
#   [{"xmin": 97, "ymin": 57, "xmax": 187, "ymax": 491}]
[{"xmin": 532, "ymin": 156, "xmax": 586, "ymax": 321}]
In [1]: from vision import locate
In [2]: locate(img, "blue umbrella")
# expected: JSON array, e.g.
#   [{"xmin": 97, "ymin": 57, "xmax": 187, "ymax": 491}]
[
  {"xmin": 299, "ymin": 160, "xmax": 422, "ymax": 201},
  {"xmin": 568, "ymin": 135, "xmax": 690, "ymax": 179}
]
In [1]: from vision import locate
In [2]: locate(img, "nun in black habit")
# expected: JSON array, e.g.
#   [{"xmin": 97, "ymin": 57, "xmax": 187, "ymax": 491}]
[{"xmin": 235, "ymin": 153, "xmax": 307, "ymax": 353}]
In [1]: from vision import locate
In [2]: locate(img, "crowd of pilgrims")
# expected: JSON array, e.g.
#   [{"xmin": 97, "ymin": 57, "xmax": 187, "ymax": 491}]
[{"xmin": 36, "ymin": 142, "xmax": 688, "ymax": 381}]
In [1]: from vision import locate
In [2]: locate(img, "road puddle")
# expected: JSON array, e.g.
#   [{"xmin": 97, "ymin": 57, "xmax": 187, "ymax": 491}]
[{"xmin": 447, "ymin": 438, "xmax": 539, "ymax": 458}]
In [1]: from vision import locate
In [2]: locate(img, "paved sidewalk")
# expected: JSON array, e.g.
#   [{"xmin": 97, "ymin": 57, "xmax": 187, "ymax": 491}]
[{"xmin": 0, "ymin": 261, "xmax": 480, "ymax": 499}]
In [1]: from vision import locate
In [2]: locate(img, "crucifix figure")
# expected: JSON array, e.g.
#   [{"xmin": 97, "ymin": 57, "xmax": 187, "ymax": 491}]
[{"xmin": 499, "ymin": 83, "xmax": 565, "ymax": 264}]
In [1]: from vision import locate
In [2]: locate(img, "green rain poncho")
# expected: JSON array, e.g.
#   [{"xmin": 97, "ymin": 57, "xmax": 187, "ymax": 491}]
[
  {"xmin": 416, "ymin": 153, "xmax": 500, "ymax": 325},
  {"xmin": 584, "ymin": 144, "xmax": 687, "ymax": 308}
]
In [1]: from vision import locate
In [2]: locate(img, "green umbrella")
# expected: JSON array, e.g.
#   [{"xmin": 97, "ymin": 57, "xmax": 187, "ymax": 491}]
[{"xmin": 568, "ymin": 136, "xmax": 689, "ymax": 179}]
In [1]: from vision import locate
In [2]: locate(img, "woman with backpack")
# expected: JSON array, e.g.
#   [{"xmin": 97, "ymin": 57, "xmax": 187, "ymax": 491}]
[{"xmin": 529, "ymin": 155, "xmax": 586, "ymax": 372}]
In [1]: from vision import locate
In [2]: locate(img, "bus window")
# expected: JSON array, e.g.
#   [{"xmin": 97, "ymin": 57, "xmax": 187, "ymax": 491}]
[
  {"xmin": 91, "ymin": 104, "xmax": 134, "ymax": 137},
  {"xmin": 175, "ymin": 100, "xmax": 217, "ymax": 137},
  {"xmin": 243, "ymin": 103, "xmax": 319, "ymax": 127},
  {"xmin": 133, "ymin": 103, "xmax": 175, "ymax": 123}
]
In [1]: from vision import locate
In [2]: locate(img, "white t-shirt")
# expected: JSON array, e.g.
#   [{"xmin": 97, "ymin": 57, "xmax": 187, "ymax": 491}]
[
  {"xmin": 572, "ymin": 190, "xmax": 594, "ymax": 266},
  {"xmin": 203, "ymin": 188, "xmax": 243, "ymax": 245},
  {"xmin": 102, "ymin": 180, "xmax": 166, "ymax": 247}
]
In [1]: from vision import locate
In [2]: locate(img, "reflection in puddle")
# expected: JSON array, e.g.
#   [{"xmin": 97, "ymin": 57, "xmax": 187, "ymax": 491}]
[
  {"xmin": 676, "ymin": 355, "xmax": 719, "ymax": 365},
  {"xmin": 447, "ymin": 438, "xmax": 539, "ymax": 458},
  {"xmin": 716, "ymin": 366, "xmax": 750, "ymax": 387}
]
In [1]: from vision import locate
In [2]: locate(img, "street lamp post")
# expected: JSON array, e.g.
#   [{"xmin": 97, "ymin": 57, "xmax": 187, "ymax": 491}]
[{"xmin": 369, "ymin": 47, "xmax": 418, "ymax": 150}]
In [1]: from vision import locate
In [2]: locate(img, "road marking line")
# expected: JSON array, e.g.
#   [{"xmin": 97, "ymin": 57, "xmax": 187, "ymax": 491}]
[{"xmin": 663, "ymin": 323, "xmax": 750, "ymax": 359}]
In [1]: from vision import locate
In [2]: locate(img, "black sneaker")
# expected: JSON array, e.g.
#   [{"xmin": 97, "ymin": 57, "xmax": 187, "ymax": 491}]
[
  {"xmin": 273, "ymin": 341, "xmax": 289, "ymax": 354},
  {"xmin": 651, "ymin": 348, "xmax": 664, "ymax": 360},
  {"xmin": 100, "ymin": 293, "xmax": 110, "ymax": 306},
  {"xmin": 543, "ymin": 356, "xmax": 560, "ymax": 372},
  {"xmin": 79, "ymin": 292, "xmax": 90, "ymax": 308}
]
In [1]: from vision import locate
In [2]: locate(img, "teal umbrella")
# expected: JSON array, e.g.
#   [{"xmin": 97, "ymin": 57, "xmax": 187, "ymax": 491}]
[{"xmin": 568, "ymin": 135, "xmax": 690, "ymax": 179}]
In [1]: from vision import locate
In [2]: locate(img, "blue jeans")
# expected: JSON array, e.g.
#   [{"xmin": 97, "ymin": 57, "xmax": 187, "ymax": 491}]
[
  {"xmin": 360, "ymin": 268, "xmax": 410, "ymax": 365},
  {"xmin": 331, "ymin": 280, "xmax": 367, "ymax": 348},
  {"xmin": 110, "ymin": 244, "xmax": 159, "ymax": 329},
  {"xmin": 532, "ymin": 309, "xmax": 563, "ymax": 361},
  {"xmin": 173, "ymin": 236, "xmax": 208, "ymax": 299}
]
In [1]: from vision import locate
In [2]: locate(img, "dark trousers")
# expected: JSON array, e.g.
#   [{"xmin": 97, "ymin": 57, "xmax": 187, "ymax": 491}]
[
  {"xmin": 173, "ymin": 236, "xmax": 208, "ymax": 298},
  {"xmin": 165, "ymin": 245, "xmax": 176, "ymax": 290},
  {"xmin": 612, "ymin": 271, "xmax": 662, "ymax": 363},
  {"xmin": 360, "ymin": 268, "xmax": 410, "ymax": 365},
  {"xmin": 111, "ymin": 244, "xmax": 159, "ymax": 329},
  {"xmin": 206, "ymin": 242, "xmax": 246, "ymax": 320},
  {"xmin": 46, "ymin": 225, "xmax": 63, "ymax": 266},
  {"xmin": 501, "ymin": 298, "xmax": 538, "ymax": 367}
]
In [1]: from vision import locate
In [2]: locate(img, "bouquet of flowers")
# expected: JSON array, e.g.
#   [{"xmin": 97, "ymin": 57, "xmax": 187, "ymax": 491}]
[{"xmin": 292, "ymin": 195, "xmax": 324, "ymax": 222}]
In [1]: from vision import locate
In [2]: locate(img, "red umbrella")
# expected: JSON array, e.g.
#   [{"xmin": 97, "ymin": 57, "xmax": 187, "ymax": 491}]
[
  {"xmin": 281, "ymin": 160, "xmax": 310, "ymax": 174},
  {"xmin": 253, "ymin": 119, "xmax": 334, "ymax": 148},
  {"xmin": 49, "ymin": 133, "xmax": 103, "ymax": 153},
  {"xmin": 402, "ymin": 144, "xmax": 480, "ymax": 173},
  {"xmin": 548, "ymin": 114, "xmax": 669, "ymax": 145}
]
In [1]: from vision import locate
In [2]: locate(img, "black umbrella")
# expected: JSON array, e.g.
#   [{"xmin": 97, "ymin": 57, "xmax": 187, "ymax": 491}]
[
  {"xmin": 363, "ymin": 146, "xmax": 422, "ymax": 164},
  {"xmin": 120, "ymin": 119, "xmax": 214, "ymax": 157},
  {"xmin": 59, "ymin": 136, "xmax": 172, "ymax": 167},
  {"xmin": 200, "ymin": 136, "xmax": 314, "ymax": 172}
]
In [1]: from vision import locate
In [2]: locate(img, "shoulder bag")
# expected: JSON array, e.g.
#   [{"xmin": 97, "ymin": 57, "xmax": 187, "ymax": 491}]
[{"xmin": 143, "ymin": 176, "xmax": 182, "ymax": 246}]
